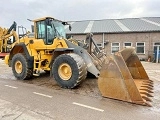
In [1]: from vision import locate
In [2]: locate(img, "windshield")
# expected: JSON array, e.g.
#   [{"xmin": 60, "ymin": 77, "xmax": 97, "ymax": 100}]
[
  {"xmin": 36, "ymin": 19, "xmax": 67, "ymax": 45},
  {"xmin": 51, "ymin": 20, "xmax": 66, "ymax": 38}
]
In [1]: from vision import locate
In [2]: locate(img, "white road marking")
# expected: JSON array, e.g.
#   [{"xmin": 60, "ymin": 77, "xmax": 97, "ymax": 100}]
[
  {"xmin": 5, "ymin": 85, "xmax": 18, "ymax": 89},
  {"xmin": 33, "ymin": 92, "xmax": 53, "ymax": 98},
  {"xmin": 73, "ymin": 102, "xmax": 104, "ymax": 112}
]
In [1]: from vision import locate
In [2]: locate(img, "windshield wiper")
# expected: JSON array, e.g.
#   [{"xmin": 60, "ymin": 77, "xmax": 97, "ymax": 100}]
[{"xmin": 51, "ymin": 24, "xmax": 61, "ymax": 37}]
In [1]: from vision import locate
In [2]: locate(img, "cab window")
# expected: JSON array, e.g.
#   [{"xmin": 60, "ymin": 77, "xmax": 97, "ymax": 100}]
[{"xmin": 37, "ymin": 21, "xmax": 46, "ymax": 39}]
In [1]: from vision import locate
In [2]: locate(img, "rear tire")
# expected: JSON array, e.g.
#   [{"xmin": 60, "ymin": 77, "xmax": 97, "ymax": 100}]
[
  {"xmin": 11, "ymin": 53, "xmax": 33, "ymax": 80},
  {"xmin": 52, "ymin": 53, "xmax": 87, "ymax": 88}
]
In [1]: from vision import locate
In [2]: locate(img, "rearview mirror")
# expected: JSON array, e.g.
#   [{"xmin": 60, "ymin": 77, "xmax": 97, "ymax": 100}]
[{"xmin": 69, "ymin": 25, "xmax": 72, "ymax": 31}]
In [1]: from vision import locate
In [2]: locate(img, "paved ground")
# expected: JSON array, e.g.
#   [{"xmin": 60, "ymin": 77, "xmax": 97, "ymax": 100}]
[{"xmin": 0, "ymin": 59, "xmax": 160, "ymax": 120}]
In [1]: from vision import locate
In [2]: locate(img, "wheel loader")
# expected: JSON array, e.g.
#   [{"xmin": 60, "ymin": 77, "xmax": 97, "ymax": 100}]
[
  {"xmin": 0, "ymin": 22, "xmax": 19, "ymax": 57},
  {"xmin": 4, "ymin": 17, "xmax": 153, "ymax": 106}
]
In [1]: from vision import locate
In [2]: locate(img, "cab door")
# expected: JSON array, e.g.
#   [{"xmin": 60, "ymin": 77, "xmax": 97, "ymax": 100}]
[{"xmin": 34, "ymin": 20, "xmax": 47, "ymax": 49}]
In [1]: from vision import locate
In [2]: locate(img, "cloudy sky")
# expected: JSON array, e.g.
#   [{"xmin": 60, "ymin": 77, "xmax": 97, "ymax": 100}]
[{"xmin": 1, "ymin": 0, "xmax": 160, "ymax": 30}]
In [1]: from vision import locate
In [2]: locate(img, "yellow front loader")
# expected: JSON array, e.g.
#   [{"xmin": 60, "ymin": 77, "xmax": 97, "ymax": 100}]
[
  {"xmin": 5, "ymin": 17, "xmax": 153, "ymax": 106},
  {"xmin": 0, "ymin": 22, "xmax": 19, "ymax": 57}
]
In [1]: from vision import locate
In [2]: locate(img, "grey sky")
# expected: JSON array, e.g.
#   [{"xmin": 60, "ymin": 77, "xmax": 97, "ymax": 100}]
[{"xmin": 1, "ymin": 0, "xmax": 160, "ymax": 30}]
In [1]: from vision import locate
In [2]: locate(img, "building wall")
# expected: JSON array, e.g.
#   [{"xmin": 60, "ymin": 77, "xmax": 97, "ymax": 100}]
[
  {"xmin": 68, "ymin": 32, "xmax": 160, "ymax": 61},
  {"xmin": 104, "ymin": 33, "xmax": 150, "ymax": 59}
]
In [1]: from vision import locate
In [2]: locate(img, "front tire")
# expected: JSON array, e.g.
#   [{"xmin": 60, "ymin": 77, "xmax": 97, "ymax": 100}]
[
  {"xmin": 11, "ymin": 53, "xmax": 33, "ymax": 80},
  {"xmin": 52, "ymin": 53, "xmax": 87, "ymax": 88}
]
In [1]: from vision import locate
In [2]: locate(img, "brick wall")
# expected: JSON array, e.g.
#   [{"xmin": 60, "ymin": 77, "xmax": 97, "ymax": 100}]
[{"xmin": 67, "ymin": 32, "xmax": 160, "ymax": 60}]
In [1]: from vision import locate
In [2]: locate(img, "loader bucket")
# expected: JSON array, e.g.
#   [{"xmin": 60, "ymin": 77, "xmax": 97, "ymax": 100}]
[{"xmin": 98, "ymin": 47, "xmax": 153, "ymax": 106}]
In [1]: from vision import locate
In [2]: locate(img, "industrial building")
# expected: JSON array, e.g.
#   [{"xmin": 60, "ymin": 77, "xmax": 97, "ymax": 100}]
[{"xmin": 65, "ymin": 17, "xmax": 160, "ymax": 62}]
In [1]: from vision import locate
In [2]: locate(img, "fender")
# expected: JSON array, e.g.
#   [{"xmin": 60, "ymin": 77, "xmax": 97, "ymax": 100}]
[
  {"xmin": 9, "ymin": 43, "xmax": 33, "ymax": 68},
  {"xmin": 49, "ymin": 48, "xmax": 74, "ymax": 69}
]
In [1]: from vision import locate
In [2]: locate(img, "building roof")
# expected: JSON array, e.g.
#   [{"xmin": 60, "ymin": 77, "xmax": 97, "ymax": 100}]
[{"xmin": 65, "ymin": 17, "xmax": 160, "ymax": 34}]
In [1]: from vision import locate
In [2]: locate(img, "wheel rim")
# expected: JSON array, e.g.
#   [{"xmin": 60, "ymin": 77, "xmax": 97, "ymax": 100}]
[
  {"xmin": 15, "ymin": 60, "xmax": 23, "ymax": 74},
  {"xmin": 58, "ymin": 63, "xmax": 72, "ymax": 81}
]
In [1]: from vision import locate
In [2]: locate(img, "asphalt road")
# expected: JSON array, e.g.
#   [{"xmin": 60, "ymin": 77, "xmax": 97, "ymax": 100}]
[{"xmin": 0, "ymin": 59, "xmax": 160, "ymax": 120}]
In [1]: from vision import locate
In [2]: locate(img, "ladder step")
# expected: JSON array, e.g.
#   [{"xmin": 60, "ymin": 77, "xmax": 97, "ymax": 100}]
[{"xmin": 33, "ymin": 73, "xmax": 40, "ymax": 76}]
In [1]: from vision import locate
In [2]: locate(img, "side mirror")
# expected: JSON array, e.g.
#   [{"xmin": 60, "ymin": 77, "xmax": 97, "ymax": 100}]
[
  {"xmin": 69, "ymin": 25, "xmax": 72, "ymax": 31},
  {"xmin": 62, "ymin": 22, "xmax": 72, "ymax": 31},
  {"xmin": 31, "ymin": 25, "xmax": 34, "ymax": 32}
]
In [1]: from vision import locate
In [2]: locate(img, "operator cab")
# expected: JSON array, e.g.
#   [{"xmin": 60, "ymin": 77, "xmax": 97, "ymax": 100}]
[{"xmin": 34, "ymin": 17, "xmax": 70, "ymax": 45}]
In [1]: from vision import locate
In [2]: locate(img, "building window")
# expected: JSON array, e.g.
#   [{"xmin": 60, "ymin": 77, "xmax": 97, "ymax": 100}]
[
  {"xmin": 154, "ymin": 42, "xmax": 160, "ymax": 51},
  {"xmin": 111, "ymin": 43, "xmax": 120, "ymax": 53},
  {"xmin": 124, "ymin": 42, "xmax": 132, "ymax": 47},
  {"xmin": 154, "ymin": 42, "xmax": 160, "ymax": 45},
  {"xmin": 136, "ymin": 42, "xmax": 145, "ymax": 54}
]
